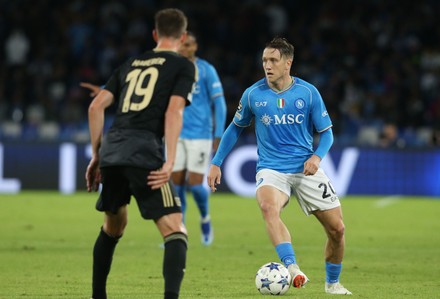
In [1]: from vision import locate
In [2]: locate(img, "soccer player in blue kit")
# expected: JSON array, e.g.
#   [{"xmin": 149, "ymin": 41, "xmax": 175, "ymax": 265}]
[
  {"xmin": 207, "ymin": 38, "xmax": 352, "ymax": 295},
  {"xmin": 172, "ymin": 31, "xmax": 227, "ymax": 246}
]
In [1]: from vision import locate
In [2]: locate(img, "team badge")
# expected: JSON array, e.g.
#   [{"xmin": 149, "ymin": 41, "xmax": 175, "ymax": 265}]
[
  {"xmin": 277, "ymin": 98, "xmax": 285, "ymax": 108},
  {"xmin": 295, "ymin": 99, "xmax": 305, "ymax": 109}
]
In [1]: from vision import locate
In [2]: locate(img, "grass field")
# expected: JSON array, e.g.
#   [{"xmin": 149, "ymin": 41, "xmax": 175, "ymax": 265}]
[{"xmin": 0, "ymin": 191, "xmax": 439, "ymax": 299}]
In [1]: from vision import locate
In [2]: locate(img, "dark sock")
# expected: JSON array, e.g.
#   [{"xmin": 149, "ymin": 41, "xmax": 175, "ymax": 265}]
[
  {"xmin": 163, "ymin": 233, "xmax": 188, "ymax": 299},
  {"xmin": 92, "ymin": 228, "xmax": 120, "ymax": 299}
]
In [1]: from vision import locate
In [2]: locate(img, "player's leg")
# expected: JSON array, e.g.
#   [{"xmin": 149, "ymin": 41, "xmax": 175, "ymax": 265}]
[
  {"xmin": 92, "ymin": 207, "xmax": 127, "ymax": 299},
  {"xmin": 313, "ymin": 207, "xmax": 351, "ymax": 294},
  {"xmin": 187, "ymin": 171, "xmax": 212, "ymax": 245},
  {"xmin": 92, "ymin": 167, "xmax": 131, "ymax": 299},
  {"xmin": 293, "ymin": 169, "xmax": 351, "ymax": 294},
  {"xmin": 171, "ymin": 169, "xmax": 187, "ymax": 221},
  {"xmin": 172, "ymin": 139, "xmax": 188, "ymax": 222},
  {"xmin": 186, "ymin": 139, "xmax": 213, "ymax": 245},
  {"xmin": 156, "ymin": 213, "xmax": 188, "ymax": 299},
  {"xmin": 256, "ymin": 169, "xmax": 309, "ymax": 288},
  {"xmin": 131, "ymin": 167, "xmax": 188, "ymax": 299}
]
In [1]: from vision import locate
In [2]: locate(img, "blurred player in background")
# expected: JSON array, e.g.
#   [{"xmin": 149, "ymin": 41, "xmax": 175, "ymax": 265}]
[
  {"xmin": 207, "ymin": 37, "xmax": 352, "ymax": 295},
  {"xmin": 85, "ymin": 8, "xmax": 195, "ymax": 299},
  {"xmin": 82, "ymin": 32, "xmax": 227, "ymax": 247},
  {"xmin": 172, "ymin": 31, "xmax": 227, "ymax": 246}
]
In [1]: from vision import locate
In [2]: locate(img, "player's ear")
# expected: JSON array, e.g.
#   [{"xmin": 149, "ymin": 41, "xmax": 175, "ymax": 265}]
[
  {"xmin": 180, "ymin": 31, "xmax": 188, "ymax": 43},
  {"xmin": 286, "ymin": 58, "xmax": 293, "ymax": 69},
  {"xmin": 152, "ymin": 29, "xmax": 159, "ymax": 42}
]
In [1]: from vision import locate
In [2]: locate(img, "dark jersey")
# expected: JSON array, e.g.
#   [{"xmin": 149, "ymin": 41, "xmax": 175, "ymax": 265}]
[{"xmin": 99, "ymin": 50, "xmax": 195, "ymax": 169}]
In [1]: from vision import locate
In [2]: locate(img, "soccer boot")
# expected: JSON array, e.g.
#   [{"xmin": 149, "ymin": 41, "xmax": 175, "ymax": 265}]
[
  {"xmin": 325, "ymin": 282, "xmax": 352, "ymax": 295},
  {"xmin": 287, "ymin": 263, "xmax": 309, "ymax": 288}
]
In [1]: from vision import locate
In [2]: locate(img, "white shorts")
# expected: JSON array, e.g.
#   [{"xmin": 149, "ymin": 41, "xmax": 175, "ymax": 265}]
[
  {"xmin": 173, "ymin": 139, "xmax": 213, "ymax": 174},
  {"xmin": 255, "ymin": 168, "xmax": 340, "ymax": 216}
]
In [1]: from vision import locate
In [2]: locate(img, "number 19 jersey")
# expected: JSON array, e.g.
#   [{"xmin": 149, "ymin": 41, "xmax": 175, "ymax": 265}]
[{"xmin": 100, "ymin": 50, "xmax": 196, "ymax": 170}]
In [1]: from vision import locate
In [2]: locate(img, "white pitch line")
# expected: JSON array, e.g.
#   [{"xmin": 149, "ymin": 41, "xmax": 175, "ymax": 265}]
[{"xmin": 374, "ymin": 195, "xmax": 402, "ymax": 208}]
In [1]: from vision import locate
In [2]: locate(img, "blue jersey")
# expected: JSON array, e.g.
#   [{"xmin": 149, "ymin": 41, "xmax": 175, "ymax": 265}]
[
  {"xmin": 233, "ymin": 77, "xmax": 332, "ymax": 173},
  {"xmin": 180, "ymin": 57, "xmax": 225, "ymax": 139}
]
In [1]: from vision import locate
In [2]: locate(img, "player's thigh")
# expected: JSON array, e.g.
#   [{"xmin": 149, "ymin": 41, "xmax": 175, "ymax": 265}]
[
  {"xmin": 98, "ymin": 167, "xmax": 132, "ymax": 214},
  {"xmin": 256, "ymin": 169, "xmax": 291, "ymax": 211},
  {"xmin": 125, "ymin": 167, "xmax": 182, "ymax": 220},
  {"xmin": 292, "ymin": 168, "xmax": 340, "ymax": 216},
  {"xmin": 173, "ymin": 139, "xmax": 187, "ymax": 172},
  {"xmin": 186, "ymin": 139, "xmax": 213, "ymax": 174}
]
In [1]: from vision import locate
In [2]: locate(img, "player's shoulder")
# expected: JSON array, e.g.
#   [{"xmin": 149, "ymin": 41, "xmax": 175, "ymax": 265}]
[
  {"xmin": 246, "ymin": 78, "xmax": 268, "ymax": 94},
  {"xmin": 294, "ymin": 76, "xmax": 319, "ymax": 93}
]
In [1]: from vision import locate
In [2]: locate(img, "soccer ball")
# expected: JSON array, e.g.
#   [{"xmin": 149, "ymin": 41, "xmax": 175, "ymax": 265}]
[{"xmin": 255, "ymin": 262, "xmax": 291, "ymax": 295}]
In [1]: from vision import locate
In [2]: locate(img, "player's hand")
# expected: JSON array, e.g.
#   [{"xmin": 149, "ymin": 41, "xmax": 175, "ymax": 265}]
[
  {"xmin": 85, "ymin": 156, "xmax": 101, "ymax": 192},
  {"xmin": 303, "ymin": 154, "xmax": 321, "ymax": 176},
  {"xmin": 147, "ymin": 161, "xmax": 173, "ymax": 190},
  {"xmin": 80, "ymin": 82, "xmax": 102, "ymax": 97},
  {"xmin": 207, "ymin": 164, "xmax": 221, "ymax": 192}
]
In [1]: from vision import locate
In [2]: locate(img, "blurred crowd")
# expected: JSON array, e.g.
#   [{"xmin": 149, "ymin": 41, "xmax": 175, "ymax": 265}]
[{"xmin": 1, "ymin": 0, "xmax": 439, "ymax": 147}]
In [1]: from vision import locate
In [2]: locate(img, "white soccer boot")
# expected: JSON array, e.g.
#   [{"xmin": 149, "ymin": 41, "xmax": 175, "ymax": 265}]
[
  {"xmin": 325, "ymin": 282, "xmax": 352, "ymax": 295},
  {"xmin": 287, "ymin": 264, "xmax": 309, "ymax": 288}
]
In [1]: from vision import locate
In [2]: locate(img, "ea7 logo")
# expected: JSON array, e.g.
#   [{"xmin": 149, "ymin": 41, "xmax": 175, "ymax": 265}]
[{"xmin": 255, "ymin": 101, "xmax": 267, "ymax": 107}]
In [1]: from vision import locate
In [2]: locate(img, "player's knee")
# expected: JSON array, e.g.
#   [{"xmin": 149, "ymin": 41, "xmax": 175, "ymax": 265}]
[
  {"xmin": 259, "ymin": 200, "xmax": 280, "ymax": 219},
  {"xmin": 328, "ymin": 222, "xmax": 345, "ymax": 241}
]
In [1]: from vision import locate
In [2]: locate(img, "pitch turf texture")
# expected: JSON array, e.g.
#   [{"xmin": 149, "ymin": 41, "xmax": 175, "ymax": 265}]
[{"xmin": 1, "ymin": 192, "xmax": 439, "ymax": 299}]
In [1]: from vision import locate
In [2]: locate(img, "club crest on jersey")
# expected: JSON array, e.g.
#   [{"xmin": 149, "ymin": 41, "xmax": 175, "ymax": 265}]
[
  {"xmin": 295, "ymin": 98, "xmax": 305, "ymax": 109},
  {"xmin": 277, "ymin": 98, "xmax": 285, "ymax": 108}
]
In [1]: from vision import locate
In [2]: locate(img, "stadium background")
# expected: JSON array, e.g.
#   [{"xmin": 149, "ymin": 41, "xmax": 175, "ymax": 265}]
[{"xmin": 0, "ymin": 0, "xmax": 439, "ymax": 196}]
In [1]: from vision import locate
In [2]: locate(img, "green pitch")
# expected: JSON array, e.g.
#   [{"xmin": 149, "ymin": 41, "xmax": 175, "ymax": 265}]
[{"xmin": 1, "ymin": 192, "xmax": 439, "ymax": 298}]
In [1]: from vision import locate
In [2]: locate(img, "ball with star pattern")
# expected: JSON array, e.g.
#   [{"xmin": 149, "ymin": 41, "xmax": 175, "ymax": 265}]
[{"xmin": 255, "ymin": 262, "xmax": 291, "ymax": 295}]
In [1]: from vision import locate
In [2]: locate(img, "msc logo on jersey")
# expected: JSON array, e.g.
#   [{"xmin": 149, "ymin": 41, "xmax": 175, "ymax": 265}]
[
  {"xmin": 260, "ymin": 113, "xmax": 304, "ymax": 126},
  {"xmin": 295, "ymin": 99, "xmax": 305, "ymax": 109},
  {"xmin": 260, "ymin": 114, "xmax": 273, "ymax": 126}
]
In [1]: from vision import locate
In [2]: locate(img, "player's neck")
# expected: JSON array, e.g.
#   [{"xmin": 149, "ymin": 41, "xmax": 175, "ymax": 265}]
[
  {"xmin": 270, "ymin": 76, "xmax": 294, "ymax": 92},
  {"xmin": 154, "ymin": 38, "xmax": 180, "ymax": 52}
]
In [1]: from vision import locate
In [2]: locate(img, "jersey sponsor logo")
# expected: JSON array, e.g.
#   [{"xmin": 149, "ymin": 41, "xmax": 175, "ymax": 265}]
[
  {"xmin": 260, "ymin": 114, "xmax": 273, "ymax": 126},
  {"xmin": 212, "ymin": 82, "xmax": 222, "ymax": 88},
  {"xmin": 322, "ymin": 110, "xmax": 328, "ymax": 117},
  {"xmin": 255, "ymin": 101, "xmax": 267, "ymax": 107},
  {"xmin": 274, "ymin": 113, "xmax": 304, "ymax": 125},
  {"xmin": 259, "ymin": 113, "xmax": 305, "ymax": 126},
  {"xmin": 295, "ymin": 98, "xmax": 305, "ymax": 109},
  {"xmin": 277, "ymin": 98, "xmax": 285, "ymax": 108}
]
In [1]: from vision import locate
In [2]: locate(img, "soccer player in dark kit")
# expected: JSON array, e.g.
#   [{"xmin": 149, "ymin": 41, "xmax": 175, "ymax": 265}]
[{"xmin": 85, "ymin": 8, "xmax": 195, "ymax": 299}]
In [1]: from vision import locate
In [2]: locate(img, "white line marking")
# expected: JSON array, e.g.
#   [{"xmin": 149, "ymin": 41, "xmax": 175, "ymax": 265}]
[{"xmin": 375, "ymin": 196, "xmax": 402, "ymax": 208}]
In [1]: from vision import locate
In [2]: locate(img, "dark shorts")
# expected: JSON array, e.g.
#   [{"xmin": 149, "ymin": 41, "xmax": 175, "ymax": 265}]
[{"xmin": 96, "ymin": 166, "xmax": 182, "ymax": 220}]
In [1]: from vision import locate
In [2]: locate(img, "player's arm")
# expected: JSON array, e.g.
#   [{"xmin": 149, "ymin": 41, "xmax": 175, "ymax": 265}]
[
  {"xmin": 86, "ymin": 90, "xmax": 114, "ymax": 191},
  {"xmin": 208, "ymin": 122, "xmax": 244, "ymax": 192},
  {"xmin": 206, "ymin": 64, "xmax": 227, "ymax": 151},
  {"xmin": 212, "ymin": 95, "xmax": 227, "ymax": 151},
  {"xmin": 148, "ymin": 95, "xmax": 186, "ymax": 190},
  {"xmin": 303, "ymin": 128, "xmax": 334, "ymax": 176}
]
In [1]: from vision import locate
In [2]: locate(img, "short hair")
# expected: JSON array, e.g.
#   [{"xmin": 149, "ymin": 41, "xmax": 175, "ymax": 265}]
[
  {"xmin": 265, "ymin": 37, "xmax": 294, "ymax": 60},
  {"xmin": 154, "ymin": 8, "xmax": 188, "ymax": 39}
]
